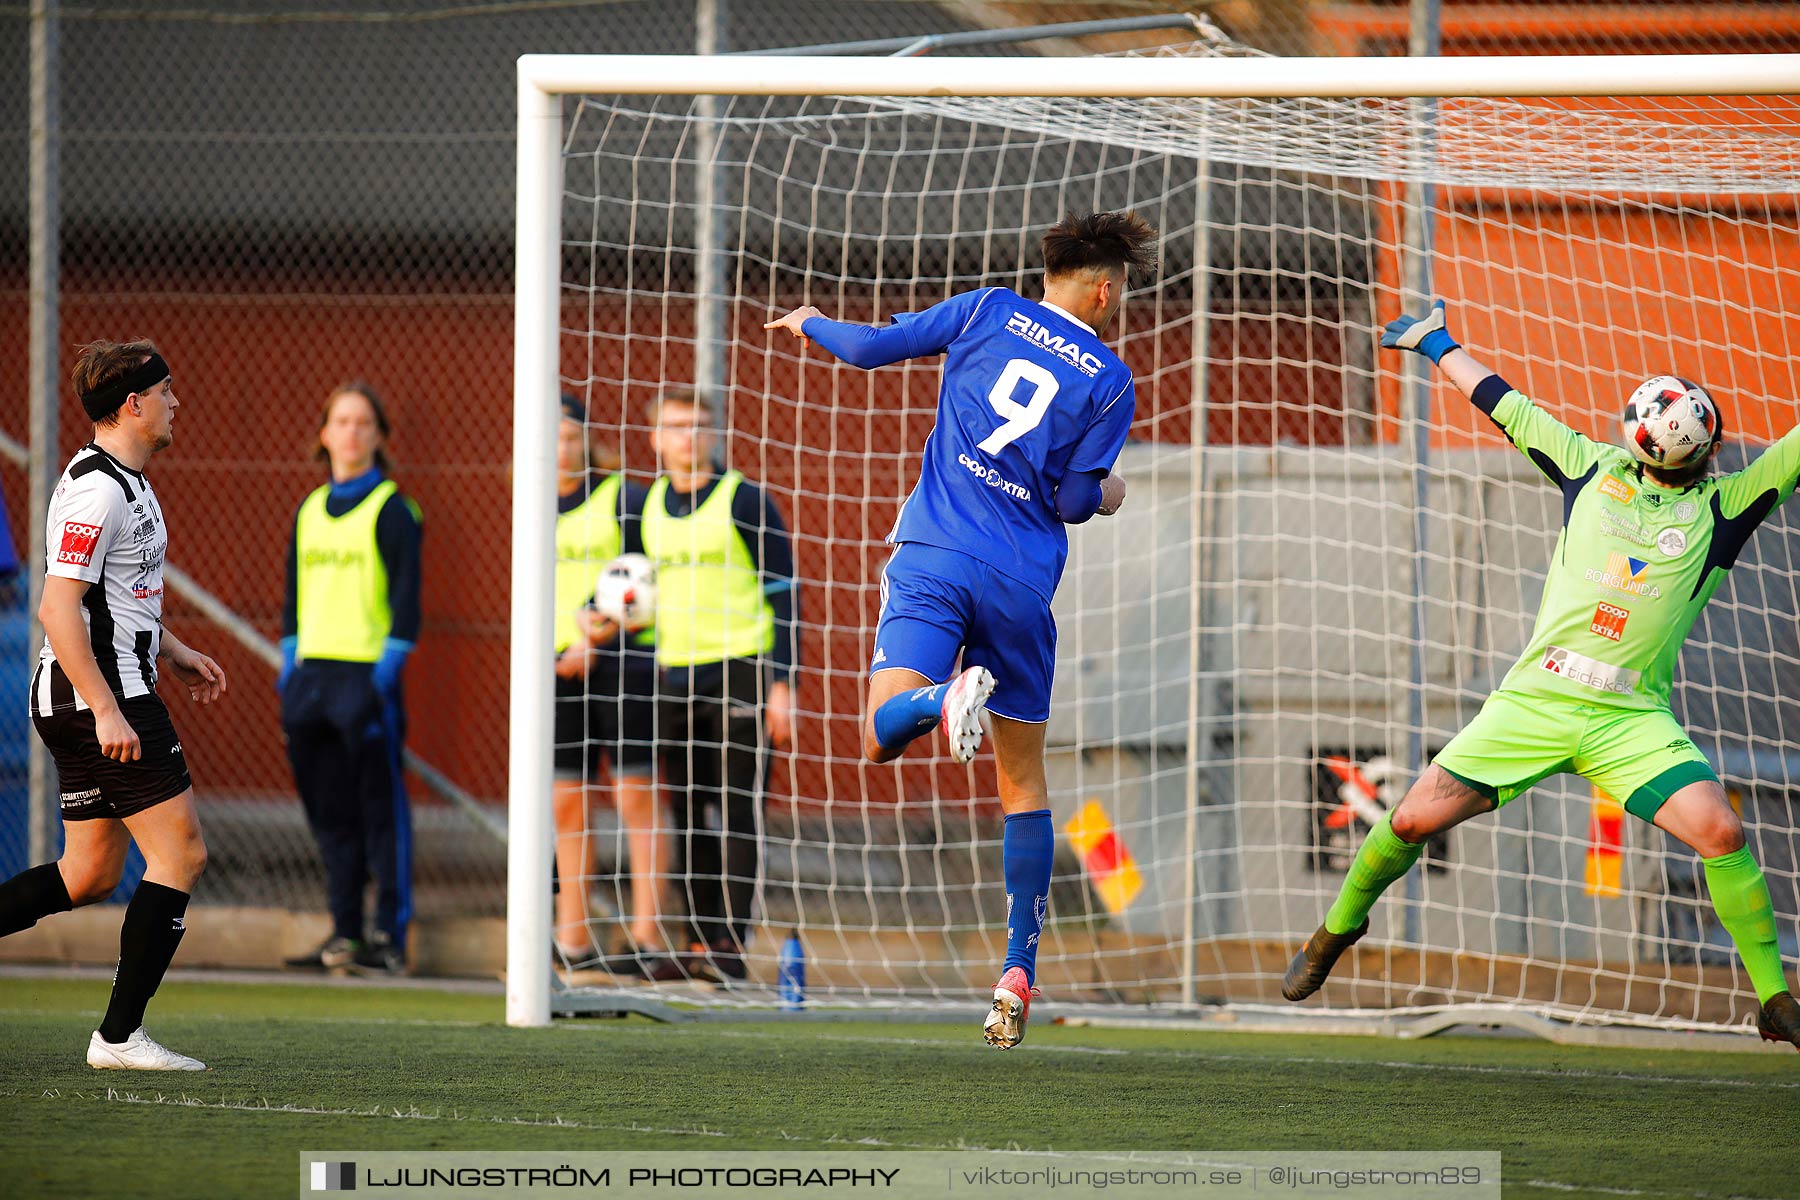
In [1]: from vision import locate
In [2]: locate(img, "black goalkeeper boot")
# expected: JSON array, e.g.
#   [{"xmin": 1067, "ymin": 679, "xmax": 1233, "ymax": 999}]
[
  {"xmin": 1281, "ymin": 918, "xmax": 1369, "ymax": 1002},
  {"xmin": 1758, "ymin": 992, "xmax": 1800, "ymax": 1051}
]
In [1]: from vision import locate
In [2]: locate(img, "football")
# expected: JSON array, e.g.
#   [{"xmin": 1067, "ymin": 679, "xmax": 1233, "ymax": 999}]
[
  {"xmin": 592, "ymin": 552, "xmax": 657, "ymax": 631},
  {"xmin": 1622, "ymin": 375, "xmax": 1718, "ymax": 468}
]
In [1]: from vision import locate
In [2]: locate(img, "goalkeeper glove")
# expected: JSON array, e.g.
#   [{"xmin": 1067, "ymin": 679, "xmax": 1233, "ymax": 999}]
[
  {"xmin": 276, "ymin": 636, "xmax": 297, "ymax": 696},
  {"xmin": 1381, "ymin": 299, "xmax": 1461, "ymax": 365}
]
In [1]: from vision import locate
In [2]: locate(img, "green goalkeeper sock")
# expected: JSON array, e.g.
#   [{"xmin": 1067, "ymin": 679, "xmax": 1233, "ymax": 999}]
[
  {"xmin": 1324, "ymin": 812, "xmax": 1424, "ymax": 935},
  {"xmin": 1703, "ymin": 847, "xmax": 1790, "ymax": 1004}
]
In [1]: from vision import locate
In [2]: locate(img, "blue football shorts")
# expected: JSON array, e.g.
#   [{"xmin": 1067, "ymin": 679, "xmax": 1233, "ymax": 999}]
[{"xmin": 871, "ymin": 541, "xmax": 1055, "ymax": 723}]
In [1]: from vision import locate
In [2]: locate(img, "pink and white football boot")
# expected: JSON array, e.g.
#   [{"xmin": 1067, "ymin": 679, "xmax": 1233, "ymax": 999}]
[
  {"xmin": 940, "ymin": 665, "xmax": 996, "ymax": 764},
  {"xmin": 983, "ymin": 966, "xmax": 1037, "ymax": 1049}
]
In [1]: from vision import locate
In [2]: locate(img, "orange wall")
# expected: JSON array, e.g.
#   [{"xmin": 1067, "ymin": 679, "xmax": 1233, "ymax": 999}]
[
  {"xmin": 6, "ymin": 4, "xmax": 1794, "ymax": 813},
  {"xmin": 1, "ymin": 289, "xmax": 516, "ymax": 808},
  {"xmin": 1333, "ymin": 3, "xmax": 1800, "ymax": 448},
  {"xmin": 1374, "ymin": 194, "xmax": 1800, "ymax": 447},
  {"xmin": 1314, "ymin": 4, "xmax": 1800, "ymax": 58},
  {"xmin": 0, "ymin": 286, "xmax": 1347, "ymax": 813},
  {"xmin": 17, "ymin": 186, "xmax": 1792, "ymax": 814}
]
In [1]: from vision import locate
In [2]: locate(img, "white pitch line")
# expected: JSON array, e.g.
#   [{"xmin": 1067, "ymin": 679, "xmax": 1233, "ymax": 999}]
[
  {"xmin": 1519, "ymin": 1181, "xmax": 1645, "ymax": 1195},
  {"xmin": 0, "ymin": 1007, "xmax": 101, "ymax": 1018},
  {"xmin": 20, "ymin": 1087, "xmax": 1785, "ymax": 1198},
  {"xmin": 18, "ymin": 1087, "xmax": 933, "ymax": 1150},
  {"xmin": 4, "ymin": 1089, "xmax": 1259, "ymax": 1159},
  {"xmin": 1519, "ymin": 1178, "xmax": 1794, "ymax": 1200},
  {"xmin": 693, "ymin": 1029, "xmax": 1131, "ymax": 1056},
  {"xmin": 693, "ymin": 1029, "xmax": 1800, "ymax": 1089},
  {"xmin": 25, "ymin": 1087, "xmax": 734, "ymax": 1140},
  {"xmin": 228, "ymin": 1014, "xmax": 491, "ymax": 1030},
  {"xmin": 1, "ymin": 1091, "xmax": 1370, "ymax": 1172},
  {"xmin": 0, "ymin": 1007, "xmax": 487, "ymax": 1029},
  {"xmin": 9, "ymin": 1006, "xmax": 1790, "ymax": 1087},
  {"xmin": 1173, "ymin": 1050, "xmax": 1800, "ymax": 1091}
]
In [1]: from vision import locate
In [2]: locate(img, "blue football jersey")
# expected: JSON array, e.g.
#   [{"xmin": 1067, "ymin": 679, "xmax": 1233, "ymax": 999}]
[{"xmin": 883, "ymin": 287, "xmax": 1136, "ymax": 599}]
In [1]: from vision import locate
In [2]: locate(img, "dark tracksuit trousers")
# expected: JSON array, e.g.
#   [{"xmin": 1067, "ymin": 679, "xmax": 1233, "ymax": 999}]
[
  {"xmin": 657, "ymin": 658, "xmax": 768, "ymax": 952},
  {"xmin": 281, "ymin": 659, "xmax": 411, "ymax": 948}
]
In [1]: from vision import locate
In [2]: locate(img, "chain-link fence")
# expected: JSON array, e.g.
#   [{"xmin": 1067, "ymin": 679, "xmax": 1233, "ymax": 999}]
[
  {"xmin": 0, "ymin": 1, "xmax": 1210, "ymax": 927},
  {"xmin": 3, "ymin": 0, "xmax": 1795, "ymax": 945}
]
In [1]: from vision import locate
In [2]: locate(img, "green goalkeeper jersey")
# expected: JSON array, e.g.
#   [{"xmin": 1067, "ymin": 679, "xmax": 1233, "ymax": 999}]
[{"xmin": 1483, "ymin": 381, "xmax": 1800, "ymax": 711}]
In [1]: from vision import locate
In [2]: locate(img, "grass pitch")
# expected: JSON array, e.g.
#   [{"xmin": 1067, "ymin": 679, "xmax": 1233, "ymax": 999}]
[{"xmin": 2, "ymin": 972, "xmax": 1795, "ymax": 1200}]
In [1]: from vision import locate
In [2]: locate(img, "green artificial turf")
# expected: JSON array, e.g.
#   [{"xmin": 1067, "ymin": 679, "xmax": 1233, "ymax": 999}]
[{"xmin": 2, "ymin": 974, "xmax": 1795, "ymax": 1199}]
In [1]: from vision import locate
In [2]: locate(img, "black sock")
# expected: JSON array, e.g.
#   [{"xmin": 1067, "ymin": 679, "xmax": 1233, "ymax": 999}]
[
  {"xmin": 98, "ymin": 882, "xmax": 189, "ymax": 1044},
  {"xmin": 0, "ymin": 863, "xmax": 74, "ymax": 938}
]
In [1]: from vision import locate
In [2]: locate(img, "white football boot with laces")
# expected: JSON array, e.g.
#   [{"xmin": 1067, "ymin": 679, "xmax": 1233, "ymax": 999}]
[
  {"xmin": 87, "ymin": 1027, "xmax": 206, "ymax": 1071},
  {"xmin": 983, "ymin": 966, "xmax": 1037, "ymax": 1049},
  {"xmin": 940, "ymin": 666, "xmax": 996, "ymax": 764}
]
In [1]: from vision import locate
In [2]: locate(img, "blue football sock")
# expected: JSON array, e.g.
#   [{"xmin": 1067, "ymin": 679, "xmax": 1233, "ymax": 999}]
[
  {"xmin": 1002, "ymin": 809, "xmax": 1054, "ymax": 987},
  {"xmin": 872, "ymin": 682, "xmax": 947, "ymax": 754}
]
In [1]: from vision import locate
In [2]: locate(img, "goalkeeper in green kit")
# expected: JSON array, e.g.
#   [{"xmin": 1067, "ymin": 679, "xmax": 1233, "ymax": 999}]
[{"xmin": 1283, "ymin": 299, "xmax": 1800, "ymax": 1049}]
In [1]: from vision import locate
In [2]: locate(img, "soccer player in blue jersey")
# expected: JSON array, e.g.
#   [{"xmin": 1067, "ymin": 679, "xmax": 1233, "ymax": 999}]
[{"xmin": 766, "ymin": 210, "xmax": 1157, "ymax": 1047}]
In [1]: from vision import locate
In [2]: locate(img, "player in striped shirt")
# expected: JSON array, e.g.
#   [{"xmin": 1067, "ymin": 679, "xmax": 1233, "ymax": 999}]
[{"xmin": 0, "ymin": 339, "xmax": 228, "ymax": 1070}]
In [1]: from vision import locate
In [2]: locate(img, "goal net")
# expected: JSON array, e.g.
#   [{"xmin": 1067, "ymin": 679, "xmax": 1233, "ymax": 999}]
[{"xmin": 511, "ymin": 37, "xmax": 1800, "ymax": 1035}]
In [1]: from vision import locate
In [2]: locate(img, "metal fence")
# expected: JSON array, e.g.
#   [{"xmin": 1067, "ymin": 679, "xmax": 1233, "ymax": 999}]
[{"xmin": 3, "ymin": 0, "xmax": 1796, "ymax": 928}]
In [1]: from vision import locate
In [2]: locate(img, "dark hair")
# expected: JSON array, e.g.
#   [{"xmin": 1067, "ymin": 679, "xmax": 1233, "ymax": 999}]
[
  {"xmin": 1690, "ymin": 379, "xmax": 1726, "ymax": 444},
  {"xmin": 314, "ymin": 381, "xmax": 394, "ymax": 473},
  {"xmin": 560, "ymin": 393, "xmax": 623, "ymax": 473},
  {"xmin": 1041, "ymin": 211, "xmax": 1159, "ymax": 282},
  {"xmin": 72, "ymin": 338, "xmax": 160, "ymax": 428}
]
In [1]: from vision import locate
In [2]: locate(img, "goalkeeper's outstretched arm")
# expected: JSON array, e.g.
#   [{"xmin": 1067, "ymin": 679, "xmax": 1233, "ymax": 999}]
[
  {"xmin": 1384, "ymin": 299, "xmax": 1524, "ymax": 428},
  {"xmin": 1381, "ymin": 299, "xmax": 1495, "ymax": 400},
  {"xmin": 1384, "ymin": 299, "xmax": 1609, "ymax": 489}
]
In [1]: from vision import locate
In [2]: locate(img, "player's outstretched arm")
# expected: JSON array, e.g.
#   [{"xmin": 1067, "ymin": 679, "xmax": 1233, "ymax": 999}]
[
  {"xmin": 1715, "ymin": 410, "xmax": 1800, "ymax": 520},
  {"xmin": 1381, "ymin": 300, "xmax": 1493, "ymax": 401},
  {"xmin": 766, "ymin": 303, "xmax": 919, "ymax": 370},
  {"xmin": 764, "ymin": 305, "xmax": 825, "ymax": 346}
]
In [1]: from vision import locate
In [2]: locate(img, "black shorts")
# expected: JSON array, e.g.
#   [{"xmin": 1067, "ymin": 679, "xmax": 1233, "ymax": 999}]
[
  {"xmin": 553, "ymin": 662, "xmax": 656, "ymax": 781},
  {"xmin": 33, "ymin": 693, "xmax": 192, "ymax": 821}
]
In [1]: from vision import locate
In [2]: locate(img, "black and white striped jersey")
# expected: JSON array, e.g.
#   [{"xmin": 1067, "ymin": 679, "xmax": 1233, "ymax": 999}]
[{"xmin": 33, "ymin": 443, "xmax": 168, "ymax": 716}]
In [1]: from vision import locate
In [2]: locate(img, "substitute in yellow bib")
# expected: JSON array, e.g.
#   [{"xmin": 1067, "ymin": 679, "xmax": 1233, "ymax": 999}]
[
  {"xmin": 548, "ymin": 394, "xmax": 670, "ymax": 978},
  {"xmin": 635, "ymin": 387, "xmax": 799, "ymax": 983},
  {"xmin": 279, "ymin": 384, "xmax": 423, "ymax": 977}
]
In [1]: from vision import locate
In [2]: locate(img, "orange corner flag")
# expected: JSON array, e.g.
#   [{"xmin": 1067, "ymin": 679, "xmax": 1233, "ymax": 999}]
[
  {"xmin": 1585, "ymin": 788, "xmax": 1624, "ymax": 898},
  {"xmin": 1063, "ymin": 799, "xmax": 1143, "ymax": 913}
]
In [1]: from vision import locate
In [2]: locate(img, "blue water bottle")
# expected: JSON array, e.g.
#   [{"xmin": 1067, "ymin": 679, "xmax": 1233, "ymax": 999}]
[{"xmin": 777, "ymin": 934, "xmax": 806, "ymax": 1011}]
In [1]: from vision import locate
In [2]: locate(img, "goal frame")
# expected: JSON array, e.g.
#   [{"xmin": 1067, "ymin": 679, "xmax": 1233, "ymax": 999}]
[{"xmin": 509, "ymin": 50, "xmax": 1800, "ymax": 1028}]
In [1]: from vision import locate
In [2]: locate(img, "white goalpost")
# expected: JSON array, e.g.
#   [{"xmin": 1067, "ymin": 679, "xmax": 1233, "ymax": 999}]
[{"xmin": 509, "ymin": 46, "xmax": 1800, "ymax": 1032}]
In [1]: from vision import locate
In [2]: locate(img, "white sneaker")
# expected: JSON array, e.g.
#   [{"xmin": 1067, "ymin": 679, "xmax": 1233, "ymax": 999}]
[
  {"xmin": 87, "ymin": 1027, "xmax": 206, "ymax": 1071},
  {"xmin": 940, "ymin": 666, "xmax": 996, "ymax": 764}
]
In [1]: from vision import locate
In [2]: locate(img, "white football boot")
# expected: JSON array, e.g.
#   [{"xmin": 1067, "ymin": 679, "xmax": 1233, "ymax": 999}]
[
  {"xmin": 940, "ymin": 666, "xmax": 996, "ymax": 764},
  {"xmin": 87, "ymin": 1027, "xmax": 207, "ymax": 1071}
]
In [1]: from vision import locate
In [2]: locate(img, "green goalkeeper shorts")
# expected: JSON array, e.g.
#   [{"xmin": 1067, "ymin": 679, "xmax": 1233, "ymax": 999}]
[{"xmin": 1433, "ymin": 690, "xmax": 1717, "ymax": 822}]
